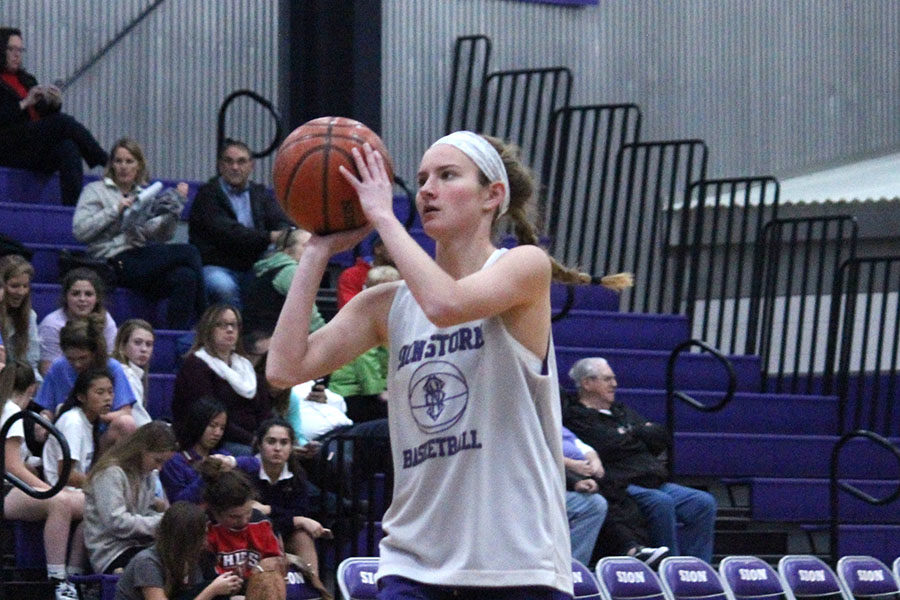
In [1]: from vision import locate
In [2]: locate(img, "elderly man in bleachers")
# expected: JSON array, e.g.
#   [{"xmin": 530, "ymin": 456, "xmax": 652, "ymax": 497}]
[{"xmin": 563, "ymin": 356, "xmax": 717, "ymax": 562}]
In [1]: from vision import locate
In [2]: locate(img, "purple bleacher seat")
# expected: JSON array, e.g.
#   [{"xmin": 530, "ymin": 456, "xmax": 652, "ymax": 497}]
[
  {"xmin": 69, "ymin": 574, "xmax": 120, "ymax": 600},
  {"xmin": 337, "ymin": 557, "xmax": 379, "ymax": 600},
  {"xmin": 836, "ymin": 556, "xmax": 899, "ymax": 599},
  {"xmin": 595, "ymin": 556, "xmax": 666, "ymax": 600},
  {"xmin": 658, "ymin": 556, "xmax": 729, "ymax": 600},
  {"xmin": 778, "ymin": 555, "xmax": 848, "ymax": 600},
  {"xmin": 10, "ymin": 519, "xmax": 46, "ymax": 569},
  {"xmin": 719, "ymin": 556, "xmax": 790, "ymax": 600},
  {"xmin": 572, "ymin": 558, "xmax": 602, "ymax": 599}
]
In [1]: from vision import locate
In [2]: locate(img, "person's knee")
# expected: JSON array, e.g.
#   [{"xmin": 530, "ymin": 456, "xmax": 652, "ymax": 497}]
[
  {"xmin": 590, "ymin": 494, "xmax": 609, "ymax": 521},
  {"xmin": 203, "ymin": 267, "xmax": 240, "ymax": 304},
  {"xmin": 693, "ymin": 490, "xmax": 717, "ymax": 519}
]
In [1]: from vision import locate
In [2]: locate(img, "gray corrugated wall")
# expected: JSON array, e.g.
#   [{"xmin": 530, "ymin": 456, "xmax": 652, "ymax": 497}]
[
  {"xmin": 382, "ymin": 0, "xmax": 900, "ymax": 186},
  {"xmin": 0, "ymin": 0, "xmax": 280, "ymax": 184},
  {"xmin": 3, "ymin": 1, "xmax": 898, "ymax": 188}
]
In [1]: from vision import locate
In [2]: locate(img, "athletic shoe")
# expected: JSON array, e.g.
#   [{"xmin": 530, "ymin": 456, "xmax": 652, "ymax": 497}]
[
  {"xmin": 633, "ymin": 545, "xmax": 669, "ymax": 569},
  {"xmin": 53, "ymin": 579, "xmax": 79, "ymax": 600}
]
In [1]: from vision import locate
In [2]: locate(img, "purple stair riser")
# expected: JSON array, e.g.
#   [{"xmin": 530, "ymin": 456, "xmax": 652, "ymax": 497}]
[
  {"xmin": 32, "ymin": 283, "xmax": 169, "ymax": 328},
  {"xmin": 556, "ymin": 346, "xmax": 761, "ymax": 392},
  {"xmin": 553, "ymin": 310, "xmax": 690, "ymax": 349},
  {"xmin": 673, "ymin": 433, "xmax": 900, "ymax": 479},
  {"xmin": 836, "ymin": 526, "xmax": 900, "ymax": 564},
  {"xmin": 750, "ymin": 478, "xmax": 900, "ymax": 523}
]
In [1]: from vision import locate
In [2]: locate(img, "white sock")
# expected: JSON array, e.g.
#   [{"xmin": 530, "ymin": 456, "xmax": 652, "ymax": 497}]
[
  {"xmin": 67, "ymin": 566, "xmax": 85, "ymax": 576},
  {"xmin": 47, "ymin": 563, "xmax": 67, "ymax": 581}
]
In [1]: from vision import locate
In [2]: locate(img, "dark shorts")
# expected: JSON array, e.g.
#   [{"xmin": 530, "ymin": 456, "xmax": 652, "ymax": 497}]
[{"xmin": 377, "ymin": 575, "xmax": 573, "ymax": 600}]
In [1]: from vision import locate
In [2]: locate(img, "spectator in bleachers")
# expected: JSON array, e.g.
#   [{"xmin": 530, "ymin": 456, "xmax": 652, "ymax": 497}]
[
  {"xmin": 113, "ymin": 501, "xmax": 241, "ymax": 600},
  {"xmin": 171, "ymin": 304, "xmax": 272, "ymax": 456},
  {"xmin": 35, "ymin": 317, "xmax": 137, "ymax": 450},
  {"xmin": 0, "ymin": 27, "xmax": 108, "ymax": 206},
  {"xmin": 72, "ymin": 138, "xmax": 203, "ymax": 330},
  {"xmin": 41, "ymin": 368, "xmax": 113, "ymax": 488},
  {"xmin": 111, "ymin": 319, "xmax": 155, "ymax": 426},
  {"xmin": 202, "ymin": 468, "xmax": 283, "ymax": 586},
  {"xmin": 564, "ymin": 357, "xmax": 717, "ymax": 562},
  {"xmin": 562, "ymin": 425, "xmax": 668, "ymax": 568},
  {"xmin": 38, "ymin": 267, "xmax": 117, "ymax": 375},
  {"xmin": 160, "ymin": 395, "xmax": 257, "ymax": 503},
  {"xmin": 327, "ymin": 265, "xmax": 398, "ymax": 423},
  {"xmin": 1, "ymin": 360, "xmax": 87, "ymax": 600},
  {"xmin": 83, "ymin": 420, "xmax": 176, "ymax": 574},
  {"xmin": 336, "ymin": 235, "xmax": 393, "ymax": 309},
  {"xmin": 248, "ymin": 417, "xmax": 330, "ymax": 585},
  {"xmin": 188, "ymin": 138, "xmax": 295, "ymax": 307},
  {"xmin": 0, "ymin": 254, "xmax": 40, "ymax": 379},
  {"xmin": 243, "ymin": 227, "xmax": 325, "ymax": 335}
]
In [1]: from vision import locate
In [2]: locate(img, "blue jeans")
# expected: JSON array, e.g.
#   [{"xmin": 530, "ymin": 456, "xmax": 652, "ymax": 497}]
[
  {"xmin": 565, "ymin": 491, "xmax": 607, "ymax": 565},
  {"xmin": 627, "ymin": 483, "xmax": 716, "ymax": 562},
  {"xmin": 202, "ymin": 265, "xmax": 252, "ymax": 308}
]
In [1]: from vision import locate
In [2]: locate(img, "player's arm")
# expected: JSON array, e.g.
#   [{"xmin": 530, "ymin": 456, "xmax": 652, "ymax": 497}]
[{"xmin": 267, "ymin": 233, "xmax": 391, "ymax": 390}]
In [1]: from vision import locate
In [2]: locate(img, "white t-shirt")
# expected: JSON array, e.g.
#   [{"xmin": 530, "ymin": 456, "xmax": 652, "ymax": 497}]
[
  {"xmin": 0, "ymin": 400, "xmax": 29, "ymax": 463},
  {"xmin": 42, "ymin": 407, "xmax": 95, "ymax": 486},
  {"xmin": 292, "ymin": 381, "xmax": 352, "ymax": 440}
]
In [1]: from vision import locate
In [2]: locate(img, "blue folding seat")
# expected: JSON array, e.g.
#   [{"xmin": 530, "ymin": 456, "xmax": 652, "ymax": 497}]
[
  {"xmin": 595, "ymin": 556, "xmax": 666, "ymax": 600},
  {"xmin": 572, "ymin": 557, "xmax": 602, "ymax": 599},
  {"xmin": 658, "ymin": 556, "xmax": 731, "ymax": 600},
  {"xmin": 719, "ymin": 556, "xmax": 793, "ymax": 600},
  {"xmin": 779, "ymin": 555, "xmax": 849, "ymax": 600},
  {"xmin": 836, "ymin": 556, "xmax": 899, "ymax": 600},
  {"xmin": 337, "ymin": 557, "xmax": 379, "ymax": 600}
]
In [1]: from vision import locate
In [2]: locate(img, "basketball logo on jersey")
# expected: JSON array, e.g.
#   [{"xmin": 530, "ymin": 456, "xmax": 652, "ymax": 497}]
[{"xmin": 408, "ymin": 360, "xmax": 468, "ymax": 434}]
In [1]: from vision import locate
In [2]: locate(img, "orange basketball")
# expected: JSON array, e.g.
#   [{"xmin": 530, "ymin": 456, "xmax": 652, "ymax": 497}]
[{"xmin": 273, "ymin": 116, "xmax": 393, "ymax": 234}]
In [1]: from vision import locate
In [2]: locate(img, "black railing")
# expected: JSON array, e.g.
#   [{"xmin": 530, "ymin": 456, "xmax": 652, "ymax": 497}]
[
  {"xmin": 444, "ymin": 35, "xmax": 492, "ymax": 134},
  {"xmin": 664, "ymin": 339, "xmax": 736, "ymax": 473},
  {"xmin": 832, "ymin": 256, "xmax": 900, "ymax": 436},
  {"xmin": 829, "ymin": 430, "xmax": 900, "ymax": 564},
  {"xmin": 681, "ymin": 176, "xmax": 780, "ymax": 352},
  {"xmin": 607, "ymin": 140, "xmax": 708, "ymax": 313},
  {"xmin": 216, "ymin": 90, "xmax": 284, "ymax": 159},
  {"xmin": 476, "ymin": 67, "xmax": 573, "ymax": 180},
  {"xmin": 542, "ymin": 104, "xmax": 642, "ymax": 270},
  {"xmin": 0, "ymin": 410, "xmax": 72, "ymax": 599},
  {"xmin": 753, "ymin": 216, "xmax": 858, "ymax": 395}
]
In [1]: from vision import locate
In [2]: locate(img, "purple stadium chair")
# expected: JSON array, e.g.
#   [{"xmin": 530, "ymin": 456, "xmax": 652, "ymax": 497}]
[
  {"xmin": 719, "ymin": 556, "xmax": 793, "ymax": 600},
  {"xmin": 836, "ymin": 556, "xmax": 899, "ymax": 599},
  {"xmin": 778, "ymin": 555, "xmax": 849, "ymax": 600},
  {"xmin": 658, "ymin": 556, "xmax": 732, "ymax": 600},
  {"xmin": 595, "ymin": 556, "xmax": 666, "ymax": 600},
  {"xmin": 572, "ymin": 558, "xmax": 602, "ymax": 599},
  {"xmin": 336, "ymin": 557, "xmax": 600, "ymax": 599},
  {"xmin": 337, "ymin": 557, "xmax": 379, "ymax": 600}
]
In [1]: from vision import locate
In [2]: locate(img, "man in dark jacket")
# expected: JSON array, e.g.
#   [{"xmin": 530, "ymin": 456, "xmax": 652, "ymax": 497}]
[
  {"xmin": 563, "ymin": 356, "xmax": 716, "ymax": 562},
  {"xmin": 0, "ymin": 27, "xmax": 107, "ymax": 205},
  {"xmin": 188, "ymin": 138, "xmax": 294, "ymax": 307}
]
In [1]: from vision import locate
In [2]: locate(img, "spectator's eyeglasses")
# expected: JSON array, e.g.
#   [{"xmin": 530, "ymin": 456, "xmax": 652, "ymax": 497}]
[
  {"xmin": 220, "ymin": 157, "xmax": 250, "ymax": 166},
  {"xmin": 5, "ymin": 46, "xmax": 25, "ymax": 54}
]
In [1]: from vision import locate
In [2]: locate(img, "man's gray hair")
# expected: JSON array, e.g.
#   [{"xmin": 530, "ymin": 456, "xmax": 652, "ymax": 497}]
[{"xmin": 568, "ymin": 357, "xmax": 609, "ymax": 390}]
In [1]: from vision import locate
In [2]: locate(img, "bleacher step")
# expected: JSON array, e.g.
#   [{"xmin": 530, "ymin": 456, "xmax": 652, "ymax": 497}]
[{"xmin": 749, "ymin": 477, "xmax": 900, "ymax": 523}]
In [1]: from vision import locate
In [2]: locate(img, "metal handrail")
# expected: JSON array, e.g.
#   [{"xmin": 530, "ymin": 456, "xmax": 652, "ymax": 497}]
[
  {"xmin": 216, "ymin": 89, "xmax": 284, "ymax": 159},
  {"xmin": 665, "ymin": 339, "xmax": 737, "ymax": 472},
  {"xmin": 0, "ymin": 410, "xmax": 72, "ymax": 598},
  {"xmin": 829, "ymin": 430, "xmax": 900, "ymax": 564},
  {"xmin": 59, "ymin": 0, "xmax": 166, "ymax": 90}
]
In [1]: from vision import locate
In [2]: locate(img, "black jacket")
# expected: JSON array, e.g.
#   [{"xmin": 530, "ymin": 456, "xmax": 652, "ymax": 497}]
[
  {"xmin": 563, "ymin": 400, "xmax": 669, "ymax": 489},
  {"xmin": 0, "ymin": 69, "xmax": 59, "ymax": 129},
  {"xmin": 188, "ymin": 176, "xmax": 294, "ymax": 271}
]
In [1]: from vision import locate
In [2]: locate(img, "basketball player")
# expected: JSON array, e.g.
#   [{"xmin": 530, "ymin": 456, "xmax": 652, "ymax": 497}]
[{"xmin": 268, "ymin": 132, "xmax": 625, "ymax": 598}]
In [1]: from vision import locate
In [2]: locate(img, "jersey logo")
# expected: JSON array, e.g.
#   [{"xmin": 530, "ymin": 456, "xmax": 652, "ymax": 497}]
[{"xmin": 408, "ymin": 360, "xmax": 469, "ymax": 434}]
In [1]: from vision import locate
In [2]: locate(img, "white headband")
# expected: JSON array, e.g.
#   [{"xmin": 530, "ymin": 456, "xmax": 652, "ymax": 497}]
[{"xmin": 430, "ymin": 131, "xmax": 510, "ymax": 216}]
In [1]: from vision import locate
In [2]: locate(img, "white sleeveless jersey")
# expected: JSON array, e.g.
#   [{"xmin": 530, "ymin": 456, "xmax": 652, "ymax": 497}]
[{"xmin": 377, "ymin": 249, "xmax": 573, "ymax": 592}]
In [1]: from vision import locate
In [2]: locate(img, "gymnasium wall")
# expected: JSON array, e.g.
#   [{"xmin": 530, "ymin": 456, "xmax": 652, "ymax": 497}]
[
  {"xmin": 2, "ymin": 1, "xmax": 898, "ymax": 189},
  {"xmin": 0, "ymin": 0, "xmax": 282, "ymax": 184},
  {"xmin": 382, "ymin": 0, "xmax": 900, "ymax": 184}
]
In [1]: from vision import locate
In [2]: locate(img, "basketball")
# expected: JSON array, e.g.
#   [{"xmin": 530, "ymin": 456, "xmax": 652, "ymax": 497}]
[{"xmin": 273, "ymin": 116, "xmax": 394, "ymax": 234}]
